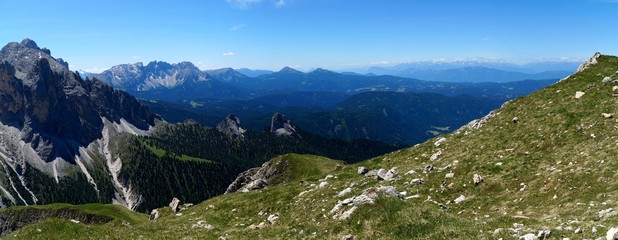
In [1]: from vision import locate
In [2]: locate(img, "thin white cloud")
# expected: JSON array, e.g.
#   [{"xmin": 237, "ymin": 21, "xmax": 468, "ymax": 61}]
[
  {"xmin": 196, "ymin": 61, "xmax": 214, "ymax": 70},
  {"xmin": 82, "ymin": 66, "xmax": 109, "ymax": 74},
  {"xmin": 223, "ymin": 52, "xmax": 235, "ymax": 56},
  {"xmin": 132, "ymin": 56, "xmax": 141, "ymax": 59},
  {"xmin": 225, "ymin": 0, "xmax": 261, "ymax": 8},
  {"xmin": 275, "ymin": 0, "xmax": 286, "ymax": 7},
  {"xmin": 370, "ymin": 61, "xmax": 390, "ymax": 65},
  {"xmin": 229, "ymin": 24, "xmax": 246, "ymax": 31}
]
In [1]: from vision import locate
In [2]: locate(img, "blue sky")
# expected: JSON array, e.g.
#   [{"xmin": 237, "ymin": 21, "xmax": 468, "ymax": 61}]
[{"xmin": 1, "ymin": 0, "xmax": 616, "ymax": 72}]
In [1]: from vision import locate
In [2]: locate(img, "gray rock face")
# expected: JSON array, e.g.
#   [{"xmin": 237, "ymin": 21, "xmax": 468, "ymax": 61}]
[
  {"xmin": 243, "ymin": 179, "xmax": 268, "ymax": 191},
  {"xmin": 92, "ymin": 61, "xmax": 207, "ymax": 91},
  {"xmin": 216, "ymin": 114, "xmax": 246, "ymax": 138},
  {"xmin": 225, "ymin": 158, "xmax": 288, "ymax": 193},
  {"xmin": 576, "ymin": 52, "xmax": 601, "ymax": 73},
  {"xmin": 0, "ymin": 39, "xmax": 158, "ymax": 162},
  {"xmin": 270, "ymin": 113, "xmax": 299, "ymax": 137},
  {"xmin": 607, "ymin": 227, "xmax": 618, "ymax": 240},
  {"xmin": 91, "ymin": 61, "xmax": 249, "ymax": 102}
]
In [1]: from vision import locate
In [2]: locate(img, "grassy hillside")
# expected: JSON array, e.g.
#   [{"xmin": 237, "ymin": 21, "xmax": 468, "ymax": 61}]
[{"xmin": 4, "ymin": 54, "xmax": 618, "ymax": 239}]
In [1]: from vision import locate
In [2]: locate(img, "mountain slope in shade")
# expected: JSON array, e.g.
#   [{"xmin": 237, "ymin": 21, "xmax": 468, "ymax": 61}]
[
  {"xmin": 0, "ymin": 39, "xmax": 159, "ymax": 209},
  {"xmin": 281, "ymin": 92, "xmax": 505, "ymax": 145}
]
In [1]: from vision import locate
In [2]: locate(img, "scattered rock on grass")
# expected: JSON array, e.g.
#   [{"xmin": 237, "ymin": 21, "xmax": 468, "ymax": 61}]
[
  {"xmin": 267, "ymin": 214, "xmax": 279, "ymax": 224},
  {"xmin": 338, "ymin": 187, "xmax": 352, "ymax": 197},
  {"xmin": 331, "ymin": 186, "xmax": 403, "ymax": 220},
  {"xmin": 411, "ymin": 178, "xmax": 424, "ymax": 185},
  {"xmin": 149, "ymin": 209, "xmax": 160, "ymax": 221},
  {"xmin": 341, "ymin": 234, "xmax": 355, "ymax": 240},
  {"xmin": 603, "ymin": 77, "xmax": 613, "ymax": 83},
  {"xmin": 575, "ymin": 91, "xmax": 585, "ymax": 99},
  {"xmin": 537, "ymin": 229, "xmax": 551, "ymax": 239},
  {"xmin": 473, "ymin": 174, "xmax": 483, "ymax": 185},
  {"xmin": 519, "ymin": 233, "xmax": 537, "ymax": 240},
  {"xmin": 382, "ymin": 167, "xmax": 398, "ymax": 181},
  {"xmin": 357, "ymin": 167, "xmax": 368, "ymax": 175},
  {"xmin": 430, "ymin": 151, "xmax": 443, "ymax": 161},
  {"xmin": 364, "ymin": 167, "xmax": 398, "ymax": 181},
  {"xmin": 602, "ymin": 113, "xmax": 613, "ymax": 119},
  {"xmin": 192, "ymin": 220, "xmax": 214, "ymax": 230},
  {"xmin": 608, "ymin": 227, "xmax": 618, "ymax": 240},
  {"xmin": 248, "ymin": 222, "xmax": 267, "ymax": 230},
  {"xmin": 454, "ymin": 195, "xmax": 466, "ymax": 204},
  {"xmin": 169, "ymin": 197, "xmax": 180, "ymax": 213}
]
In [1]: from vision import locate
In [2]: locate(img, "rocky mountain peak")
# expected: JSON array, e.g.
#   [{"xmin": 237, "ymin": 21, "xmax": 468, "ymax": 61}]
[
  {"xmin": 216, "ymin": 114, "xmax": 246, "ymax": 138},
  {"xmin": 20, "ymin": 38, "xmax": 40, "ymax": 50},
  {"xmin": 270, "ymin": 113, "xmax": 299, "ymax": 137},
  {"xmin": 0, "ymin": 39, "xmax": 73, "ymax": 87},
  {"xmin": 576, "ymin": 52, "xmax": 601, "ymax": 73},
  {"xmin": 0, "ymin": 39, "xmax": 158, "ymax": 162},
  {"xmin": 176, "ymin": 61, "xmax": 199, "ymax": 69}
]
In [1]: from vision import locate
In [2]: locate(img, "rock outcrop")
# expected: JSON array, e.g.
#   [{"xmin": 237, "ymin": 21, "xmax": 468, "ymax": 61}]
[
  {"xmin": 225, "ymin": 159, "xmax": 287, "ymax": 193},
  {"xmin": 169, "ymin": 197, "xmax": 180, "ymax": 213},
  {"xmin": 576, "ymin": 52, "xmax": 601, "ymax": 73},
  {"xmin": 216, "ymin": 114, "xmax": 246, "ymax": 138},
  {"xmin": 270, "ymin": 113, "xmax": 299, "ymax": 137},
  {"xmin": 149, "ymin": 209, "xmax": 160, "ymax": 221}
]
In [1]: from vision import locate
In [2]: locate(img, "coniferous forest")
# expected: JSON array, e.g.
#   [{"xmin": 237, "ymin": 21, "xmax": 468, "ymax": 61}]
[{"xmin": 117, "ymin": 122, "xmax": 399, "ymax": 212}]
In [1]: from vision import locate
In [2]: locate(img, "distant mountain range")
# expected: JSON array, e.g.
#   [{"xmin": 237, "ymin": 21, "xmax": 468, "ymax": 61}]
[
  {"xmin": 89, "ymin": 61, "xmax": 563, "ymax": 103},
  {"xmin": 349, "ymin": 59, "xmax": 581, "ymax": 76},
  {"xmin": 85, "ymin": 59, "xmax": 565, "ymax": 146},
  {"xmin": 0, "ymin": 39, "xmax": 398, "ymax": 212},
  {"xmin": 393, "ymin": 67, "xmax": 571, "ymax": 83},
  {"xmin": 91, "ymin": 62, "xmax": 251, "ymax": 101}
]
